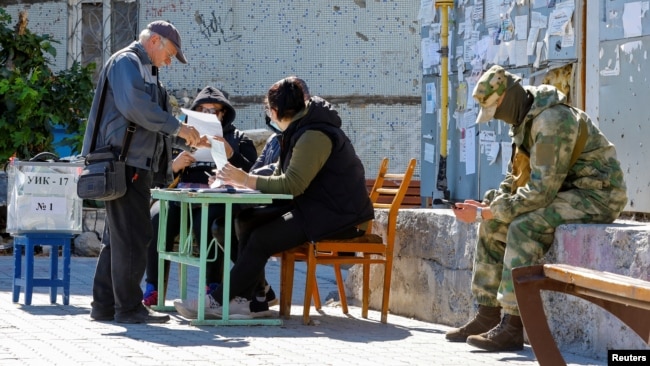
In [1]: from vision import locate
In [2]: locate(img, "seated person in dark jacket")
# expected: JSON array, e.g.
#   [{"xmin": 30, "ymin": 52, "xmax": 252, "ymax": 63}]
[
  {"xmin": 143, "ymin": 86, "xmax": 257, "ymax": 306},
  {"xmin": 207, "ymin": 77, "xmax": 310, "ymax": 305},
  {"xmin": 207, "ymin": 118, "xmax": 283, "ymax": 301},
  {"xmin": 173, "ymin": 76, "xmax": 374, "ymax": 319}
]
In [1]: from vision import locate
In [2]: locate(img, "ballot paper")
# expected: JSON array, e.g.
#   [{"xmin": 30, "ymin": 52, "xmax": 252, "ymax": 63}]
[
  {"xmin": 181, "ymin": 107, "xmax": 227, "ymax": 167},
  {"xmin": 208, "ymin": 140, "xmax": 229, "ymax": 188}
]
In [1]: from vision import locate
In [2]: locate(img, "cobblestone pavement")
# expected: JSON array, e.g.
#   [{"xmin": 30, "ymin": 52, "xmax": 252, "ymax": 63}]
[{"xmin": 0, "ymin": 256, "xmax": 605, "ymax": 365}]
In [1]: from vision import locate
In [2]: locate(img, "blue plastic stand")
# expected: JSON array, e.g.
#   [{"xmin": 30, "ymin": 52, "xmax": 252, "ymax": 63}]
[{"xmin": 12, "ymin": 233, "xmax": 73, "ymax": 305}]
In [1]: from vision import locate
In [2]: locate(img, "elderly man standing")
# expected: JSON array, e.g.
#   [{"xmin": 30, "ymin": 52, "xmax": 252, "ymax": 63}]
[
  {"xmin": 83, "ymin": 20, "xmax": 203, "ymax": 324},
  {"xmin": 446, "ymin": 65, "xmax": 627, "ymax": 351}
]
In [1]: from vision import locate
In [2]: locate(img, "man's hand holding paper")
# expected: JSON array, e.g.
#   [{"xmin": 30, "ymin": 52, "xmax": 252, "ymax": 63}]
[{"xmin": 181, "ymin": 107, "xmax": 228, "ymax": 168}]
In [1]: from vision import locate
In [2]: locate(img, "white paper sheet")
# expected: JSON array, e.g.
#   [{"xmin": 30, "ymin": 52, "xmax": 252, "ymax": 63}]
[
  {"xmin": 418, "ymin": 0, "xmax": 435, "ymax": 24},
  {"xmin": 515, "ymin": 15, "xmax": 529, "ymax": 41},
  {"xmin": 424, "ymin": 142, "xmax": 435, "ymax": 164},
  {"xmin": 208, "ymin": 140, "xmax": 229, "ymax": 188},
  {"xmin": 486, "ymin": 142, "xmax": 500, "ymax": 165},
  {"xmin": 623, "ymin": 2, "xmax": 644, "ymax": 39},
  {"xmin": 501, "ymin": 141, "xmax": 513, "ymax": 175},
  {"xmin": 181, "ymin": 108, "xmax": 223, "ymax": 137},
  {"xmin": 465, "ymin": 126, "xmax": 476, "ymax": 175},
  {"xmin": 548, "ymin": 2, "xmax": 574, "ymax": 36},
  {"xmin": 426, "ymin": 83, "xmax": 436, "ymax": 113},
  {"xmin": 181, "ymin": 107, "xmax": 225, "ymax": 164},
  {"xmin": 210, "ymin": 140, "xmax": 228, "ymax": 171}
]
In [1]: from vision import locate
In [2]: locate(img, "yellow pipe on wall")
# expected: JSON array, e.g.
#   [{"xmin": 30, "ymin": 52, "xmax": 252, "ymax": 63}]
[
  {"xmin": 436, "ymin": 0, "xmax": 453, "ymax": 157},
  {"xmin": 435, "ymin": 0, "xmax": 454, "ymax": 195}
]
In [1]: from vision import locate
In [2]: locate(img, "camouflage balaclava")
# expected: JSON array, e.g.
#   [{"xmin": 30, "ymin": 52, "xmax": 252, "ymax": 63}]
[{"xmin": 473, "ymin": 65, "xmax": 531, "ymax": 125}]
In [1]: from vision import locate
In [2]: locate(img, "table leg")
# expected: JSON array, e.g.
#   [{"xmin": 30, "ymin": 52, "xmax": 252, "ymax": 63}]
[
  {"xmin": 155, "ymin": 199, "xmax": 171, "ymax": 311},
  {"xmin": 192, "ymin": 202, "xmax": 231, "ymax": 325},
  {"xmin": 195, "ymin": 202, "xmax": 209, "ymax": 322}
]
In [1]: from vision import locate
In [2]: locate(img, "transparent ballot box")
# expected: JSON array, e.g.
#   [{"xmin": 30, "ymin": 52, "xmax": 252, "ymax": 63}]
[{"xmin": 7, "ymin": 159, "xmax": 84, "ymax": 234}]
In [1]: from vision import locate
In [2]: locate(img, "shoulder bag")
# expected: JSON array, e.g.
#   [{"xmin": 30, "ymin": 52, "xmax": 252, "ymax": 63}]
[{"xmin": 76, "ymin": 80, "xmax": 135, "ymax": 201}]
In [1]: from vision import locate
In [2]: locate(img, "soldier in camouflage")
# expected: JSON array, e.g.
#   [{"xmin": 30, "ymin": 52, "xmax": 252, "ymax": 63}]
[{"xmin": 445, "ymin": 64, "xmax": 628, "ymax": 352}]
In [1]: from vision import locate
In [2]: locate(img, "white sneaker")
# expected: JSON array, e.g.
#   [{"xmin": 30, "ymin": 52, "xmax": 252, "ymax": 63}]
[
  {"xmin": 173, "ymin": 295, "xmax": 223, "ymax": 319},
  {"xmin": 224, "ymin": 297, "xmax": 252, "ymax": 319}
]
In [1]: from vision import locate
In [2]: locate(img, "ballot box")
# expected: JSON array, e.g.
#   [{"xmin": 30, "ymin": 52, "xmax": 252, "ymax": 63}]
[{"xmin": 6, "ymin": 159, "xmax": 84, "ymax": 234}]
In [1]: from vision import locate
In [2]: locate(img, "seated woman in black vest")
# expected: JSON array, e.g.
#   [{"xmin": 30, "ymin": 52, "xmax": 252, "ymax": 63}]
[{"xmin": 173, "ymin": 76, "xmax": 374, "ymax": 319}]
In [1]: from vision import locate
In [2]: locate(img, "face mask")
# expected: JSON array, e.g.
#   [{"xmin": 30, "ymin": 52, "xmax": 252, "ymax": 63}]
[
  {"xmin": 266, "ymin": 115, "xmax": 283, "ymax": 133},
  {"xmin": 270, "ymin": 120, "xmax": 282, "ymax": 132}
]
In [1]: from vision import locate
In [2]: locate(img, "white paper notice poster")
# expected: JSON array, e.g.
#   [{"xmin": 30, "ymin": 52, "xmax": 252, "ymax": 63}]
[
  {"xmin": 424, "ymin": 142, "xmax": 435, "ymax": 164},
  {"xmin": 501, "ymin": 141, "xmax": 512, "ymax": 175},
  {"xmin": 426, "ymin": 82, "xmax": 436, "ymax": 113},
  {"xmin": 465, "ymin": 126, "xmax": 476, "ymax": 175}
]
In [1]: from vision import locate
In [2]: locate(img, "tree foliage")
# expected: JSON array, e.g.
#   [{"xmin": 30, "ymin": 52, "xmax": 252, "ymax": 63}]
[{"xmin": 0, "ymin": 9, "xmax": 95, "ymax": 165}]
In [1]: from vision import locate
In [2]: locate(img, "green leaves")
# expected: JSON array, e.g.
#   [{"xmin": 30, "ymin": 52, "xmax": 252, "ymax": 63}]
[{"xmin": 0, "ymin": 9, "xmax": 95, "ymax": 165}]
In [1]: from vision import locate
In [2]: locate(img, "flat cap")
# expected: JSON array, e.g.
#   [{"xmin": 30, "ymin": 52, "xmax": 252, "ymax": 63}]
[{"xmin": 147, "ymin": 20, "xmax": 187, "ymax": 64}]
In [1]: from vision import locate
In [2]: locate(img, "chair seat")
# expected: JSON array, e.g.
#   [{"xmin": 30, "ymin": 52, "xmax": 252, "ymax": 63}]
[{"xmin": 319, "ymin": 233, "xmax": 383, "ymax": 244}]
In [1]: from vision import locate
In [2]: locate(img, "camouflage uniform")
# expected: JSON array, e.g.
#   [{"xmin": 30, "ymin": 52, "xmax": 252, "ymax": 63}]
[{"xmin": 472, "ymin": 69, "xmax": 628, "ymax": 316}]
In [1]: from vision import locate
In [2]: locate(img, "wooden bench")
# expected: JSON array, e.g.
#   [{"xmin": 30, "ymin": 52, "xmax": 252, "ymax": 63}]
[
  {"xmin": 366, "ymin": 179, "xmax": 421, "ymax": 208},
  {"xmin": 513, "ymin": 264, "xmax": 650, "ymax": 366}
]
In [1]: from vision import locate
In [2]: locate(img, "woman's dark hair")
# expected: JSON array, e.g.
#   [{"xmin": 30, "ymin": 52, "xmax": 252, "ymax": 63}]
[{"xmin": 266, "ymin": 76, "xmax": 307, "ymax": 121}]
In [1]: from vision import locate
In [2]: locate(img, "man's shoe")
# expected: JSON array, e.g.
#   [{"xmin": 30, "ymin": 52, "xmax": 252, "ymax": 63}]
[
  {"xmin": 173, "ymin": 295, "xmax": 223, "ymax": 319},
  {"xmin": 115, "ymin": 306, "xmax": 170, "ymax": 324},
  {"xmin": 90, "ymin": 308, "xmax": 114, "ymax": 321},
  {"xmin": 466, "ymin": 314, "xmax": 524, "ymax": 352},
  {"xmin": 445, "ymin": 305, "xmax": 501, "ymax": 342}
]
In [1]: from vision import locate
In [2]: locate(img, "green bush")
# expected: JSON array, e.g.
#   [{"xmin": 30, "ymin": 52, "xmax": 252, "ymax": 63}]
[{"xmin": 0, "ymin": 9, "xmax": 95, "ymax": 166}]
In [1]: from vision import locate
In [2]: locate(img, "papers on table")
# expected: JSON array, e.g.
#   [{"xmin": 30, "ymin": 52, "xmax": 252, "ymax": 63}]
[
  {"xmin": 198, "ymin": 187, "xmax": 261, "ymax": 194},
  {"xmin": 167, "ymin": 187, "xmax": 261, "ymax": 194}
]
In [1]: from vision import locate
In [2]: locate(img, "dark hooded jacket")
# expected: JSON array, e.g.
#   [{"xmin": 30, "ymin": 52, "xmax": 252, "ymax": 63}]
[
  {"xmin": 278, "ymin": 96, "xmax": 374, "ymax": 241},
  {"xmin": 178, "ymin": 86, "xmax": 257, "ymax": 185}
]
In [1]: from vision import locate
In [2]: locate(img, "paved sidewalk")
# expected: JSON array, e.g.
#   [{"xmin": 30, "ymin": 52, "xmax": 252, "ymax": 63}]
[{"xmin": 0, "ymin": 255, "xmax": 605, "ymax": 366}]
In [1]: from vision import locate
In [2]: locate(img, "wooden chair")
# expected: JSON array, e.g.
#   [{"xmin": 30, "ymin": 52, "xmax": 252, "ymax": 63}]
[{"xmin": 279, "ymin": 157, "xmax": 417, "ymax": 324}]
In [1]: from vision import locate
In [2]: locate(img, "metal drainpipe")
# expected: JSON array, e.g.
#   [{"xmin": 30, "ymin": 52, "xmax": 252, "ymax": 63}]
[{"xmin": 435, "ymin": 0, "xmax": 454, "ymax": 200}]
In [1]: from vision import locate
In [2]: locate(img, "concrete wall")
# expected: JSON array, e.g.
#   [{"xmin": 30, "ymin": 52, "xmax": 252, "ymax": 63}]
[
  {"xmin": 3, "ymin": 1, "xmax": 423, "ymax": 182},
  {"xmin": 346, "ymin": 209, "xmax": 650, "ymax": 360}
]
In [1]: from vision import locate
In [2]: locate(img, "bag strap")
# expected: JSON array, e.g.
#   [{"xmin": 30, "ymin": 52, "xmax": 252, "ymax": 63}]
[
  {"xmin": 88, "ymin": 77, "xmax": 136, "ymax": 162},
  {"xmin": 569, "ymin": 119, "xmax": 588, "ymax": 168},
  {"xmin": 88, "ymin": 81, "xmax": 109, "ymax": 153},
  {"xmin": 118, "ymin": 122, "xmax": 136, "ymax": 162}
]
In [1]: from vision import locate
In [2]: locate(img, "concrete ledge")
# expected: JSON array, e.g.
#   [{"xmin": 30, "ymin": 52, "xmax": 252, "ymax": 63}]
[{"xmin": 345, "ymin": 209, "xmax": 650, "ymax": 360}]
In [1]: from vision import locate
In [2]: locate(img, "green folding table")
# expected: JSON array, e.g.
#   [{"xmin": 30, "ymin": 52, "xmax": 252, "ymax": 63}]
[{"xmin": 151, "ymin": 188, "xmax": 292, "ymax": 326}]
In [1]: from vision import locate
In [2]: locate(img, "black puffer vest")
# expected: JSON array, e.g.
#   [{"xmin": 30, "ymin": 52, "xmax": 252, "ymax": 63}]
[{"xmin": 279, "ymin": 97, "xmax": 374, "ymax": 241}]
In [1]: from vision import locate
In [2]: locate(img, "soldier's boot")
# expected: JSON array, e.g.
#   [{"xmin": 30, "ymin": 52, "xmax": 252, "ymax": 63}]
[
  {"xmin": 465, "ymin": 314, "xmax": 524, "ymax": 352},
  {"xmin": 445, "ymin": 305, "xmax": 502, "ymax": 342}
]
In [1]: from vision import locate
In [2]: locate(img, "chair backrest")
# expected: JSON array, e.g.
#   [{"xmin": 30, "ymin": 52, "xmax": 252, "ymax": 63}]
[{"xmin": 367, "ymin": 158, "xmax": 417, "ymax": 240}]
